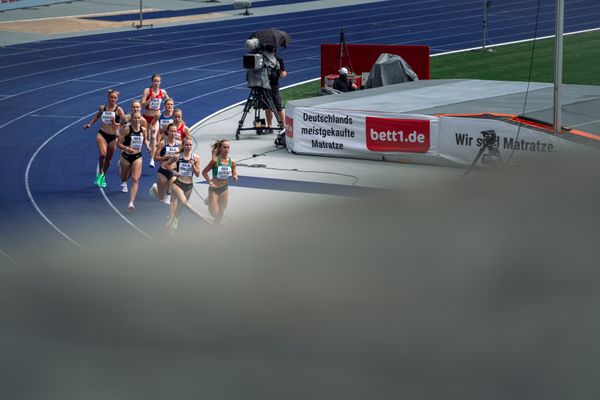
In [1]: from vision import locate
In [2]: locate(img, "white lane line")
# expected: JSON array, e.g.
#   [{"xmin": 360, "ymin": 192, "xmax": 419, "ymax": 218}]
[
  {"xmin": 0, "ymin": 39, "xmax": 237, "ymax": 85},
  {"xmin": 99, "ymin": 188, "xmax": 152, "ymax": 239},
  {"xmin": 0, "ymin": 82, "xmax": 114, "ymax": 129},
  {"xmin": 73, "ymin": 79, "xmax": 125, "ymax": 84},
  {"xmin": 31, "ymin": 114, "xmax": 82, "ymax": 118},
  {"xmin": 3, "ymin": 0, "xmax": 591, "ymax": 97},
  {"xmin": 2, "ymin": 0, "xmax": 593, "ymax": 66},
  {"xmin": 25, "ymin": 119, "xmax": 86, "ymax": 250},
  {"xmin": 0, "ymin": 2, "xmax": 390, "ymax": 59},
  {"xmin": 0, "ymin": 59, "xmax": 243, "ymax": 131},
  {"xmin": 0, "ymin": 0, "xmax": 466, "ymax": 79},
  {"xmin": 0, "ymin": 249, "xmax": 17, "ymax": 264},
  {"xmin": 186, "ymin": 67, "xmax": 239, "ymax": 72},
  {"xmin": 0, "ymin": 50, "xmax": 239, "ymax": 100},
  {"xmin": 25, "ymin": 93, "xmax": 154, "ymax": 245}
]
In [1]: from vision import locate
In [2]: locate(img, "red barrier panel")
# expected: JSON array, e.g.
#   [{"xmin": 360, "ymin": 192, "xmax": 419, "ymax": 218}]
[{"xmin": 320, "ymin": 44, "xmax": 430, "ymax": 87}]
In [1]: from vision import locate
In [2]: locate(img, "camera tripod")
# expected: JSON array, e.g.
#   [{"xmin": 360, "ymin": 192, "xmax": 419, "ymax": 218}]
[
  {"xmin": 338, "ymin": 29, "xmax": 353, "ymax": 71},
  {"xmin": 235, "ymin": 86, "xmax": 283, "ymax": 140},
  {"xmin": 461, "ymin": 130, "xmax": 504, "ymax": 180}
]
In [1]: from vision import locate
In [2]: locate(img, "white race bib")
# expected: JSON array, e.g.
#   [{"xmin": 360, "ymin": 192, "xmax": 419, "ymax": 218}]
[
  {"xmin": 101, "ymin": 111, "xmax": 115, "ymax": 125},
  {"xmin": 159, "ymin": 118, "xmax": 173, "ymax": 128},
  {"xmin": 149, "ymin": 97, "xmax": 162, "ymax": 111},
  {"xmin": 179, "ymin": 161, "xmax": 192, "ymax": 177},
  {"xmin": 165, "ymin": 145, "xmax": 179, "ymax": 155},
  {"xmin": 130, "ymin": 135, "xmax": 143, "ymax": 150},
  {"xmin": 217, "ymin": 165, "xmax": 232, "ymax": 180}
]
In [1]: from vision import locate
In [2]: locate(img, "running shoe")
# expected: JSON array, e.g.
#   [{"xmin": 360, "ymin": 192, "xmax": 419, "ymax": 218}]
[
  {"xmin": 149, "ymin": 183, "xmax": 157, "ymax": 198},
  {"xmin": 162, "ymin": 194, "xmax": 171, "ymax": 205},
  {"xmin": 120, "ymin": 181, "xmax": 128, "ymax": 193},
  {"xmin": 128, "ymin": 202, "xmax": 135, "ymax": 210},
  {"xmin": 100, "ymin": 174, "xmax": 106, "ymax": 188},
  {"xmin": 94, "ymin": 173, "xmax": 102, "ymax": 187},
  {"xmin": 149, "ymin": 159, "xmax": 155, "ymax": 168},
  {"xmin": 172, "ymin": 217, "xmax": 179, "ymax": 230}
]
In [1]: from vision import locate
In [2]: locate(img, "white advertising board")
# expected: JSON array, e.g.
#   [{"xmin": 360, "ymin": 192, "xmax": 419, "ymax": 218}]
[
  {"xmin": 286, "ymin": 105, "xmax": 440, "ymax": 162},
  {"xmin": 437, "ymin": 117, "xmax": 562, "ymax": 165},
  {"xmin": 285, "ymin": 104, "xmax": 583, "ymax": 166}
]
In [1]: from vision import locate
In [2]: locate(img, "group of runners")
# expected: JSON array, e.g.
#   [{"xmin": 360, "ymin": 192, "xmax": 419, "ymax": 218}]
[{"xmin": 83, "ymin": 74, "xmax": 238, "ymax": 229}]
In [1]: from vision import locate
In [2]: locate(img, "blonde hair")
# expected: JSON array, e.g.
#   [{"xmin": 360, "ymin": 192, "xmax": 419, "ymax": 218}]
[{"xmin": 211, "ymin": 139, "xmax": 229, "ymax": 158}]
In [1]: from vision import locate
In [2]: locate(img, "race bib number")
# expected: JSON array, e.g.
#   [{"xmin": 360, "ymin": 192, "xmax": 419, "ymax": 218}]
[
  {"xmin": 149, "ymin": 98, "xmax": 162, "ymax": 111},
  {"xmin": 165, "ymin": 145, "xmax": 179, "ymax": 155},
  {"xmin": 179, "ymin": 161, "xmax": 192, "ymax": 177},
  {"xmin": 159, "ymin": 118, "xmax": 173, "ymax": 128},
  {"xmin": 217, "ymin": 165, "xmax": 232, "ymax": 180},
  {"xmin": 101, "ymin": 111, "xmax": 115, "ymax": 124},
  {"xmin": 130, "ymin": 135, "xmax": 143, "ymax": 150}
]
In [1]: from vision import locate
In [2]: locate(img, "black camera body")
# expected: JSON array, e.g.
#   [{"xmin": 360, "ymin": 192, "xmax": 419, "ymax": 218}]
[
  {"xmin": 243, "ymin": 53, "xmax": 264, "ymax": 70},
  {"xmin": 481, "ymin": 129, "xmax": 497, "ymax": 146},
  {"xmin": 243, "ymin": 38, "xmax": 277, "ymax": 89},
  {"xmin": 480, "ymin": 129, "xmax": 502, "ymax": 166}
]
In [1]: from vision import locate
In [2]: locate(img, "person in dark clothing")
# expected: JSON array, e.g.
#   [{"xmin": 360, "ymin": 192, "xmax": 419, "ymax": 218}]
[
  {"xmin": 263, "ymin": 48, "xmax": 287, "ymax": 130},
  {"xmin": 333, "ymin": 67, "xmax": 358, "ymax": 92}
]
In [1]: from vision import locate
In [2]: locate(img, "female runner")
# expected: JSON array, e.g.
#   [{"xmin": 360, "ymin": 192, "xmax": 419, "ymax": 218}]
[
  {"xmin": 83, "ymin": 89, "xmax": 126, "ymax": 188},
  {"xmin": 149, "ymin": 97, "xmax": 175, "ymax": 144},
  {"xmin": 202, "ymin": 139, "xmax": 238, "ymax": 225},
  {"xmin": 172, "ymin": 108, "xmax": 190, "ymax": 142},
  {"xmin": 149, "ymin": 123, "xmax": 181, "ymax": 204},
  {"xmin": 121, "ymin": 100, "xmax": 148, "ymax": 130},
  {"xmin": 141, "ymin": 74, "xmax": 169, "ymax": 168},
  {"xmin": 166, "ymin": 137, "xmax": 201, "ymax": 232},
  {"xmin": 116, "ymin": 112, "xmax": 149, "ymax": 210}
]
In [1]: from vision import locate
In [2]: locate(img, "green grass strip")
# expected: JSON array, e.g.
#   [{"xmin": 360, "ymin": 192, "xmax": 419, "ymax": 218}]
[{"xmin": 281, "ymin": 30, "xmax": 600, "ymax": 106}]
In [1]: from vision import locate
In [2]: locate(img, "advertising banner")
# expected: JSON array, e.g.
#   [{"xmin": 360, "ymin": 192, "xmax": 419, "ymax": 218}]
[
  {"xmin": 287, "ymin": 106, "xmax": 439, "ymax": 161},
  {"xmin": 438, "ymin": 117, "xmax": 562, "ymax": 165},
  {"xmin": 285, "ymin": 106, "xmax": 583, "ymax": 166}
]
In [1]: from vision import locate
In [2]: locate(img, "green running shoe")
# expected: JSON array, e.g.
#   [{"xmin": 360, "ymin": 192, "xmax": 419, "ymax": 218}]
[
  {"xmin": 94, "ymin": 173, "xmax": 102, "ymax": 186},
  {"xmin": 100, "ymin": 173, "xmax": 106, "ymax": 188}
]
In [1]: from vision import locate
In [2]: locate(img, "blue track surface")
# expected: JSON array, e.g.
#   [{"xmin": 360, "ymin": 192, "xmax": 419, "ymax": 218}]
[{"xmin": 1, "ymin": 0, "xmax": 599, "ymax": 256}]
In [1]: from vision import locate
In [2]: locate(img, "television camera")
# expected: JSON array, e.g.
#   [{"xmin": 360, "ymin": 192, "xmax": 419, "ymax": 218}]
[
  {"xmin": 236, "ymin": 36, "xmax": 285, "ymax": 141},
  {"xmin": 242, "ymin": 37, "xmax": 279, "ymax": 90}
]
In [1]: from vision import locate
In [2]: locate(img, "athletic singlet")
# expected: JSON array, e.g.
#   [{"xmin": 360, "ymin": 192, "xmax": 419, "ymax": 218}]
[
  {"xmin": 101, "ymin": 104, "xmax": 120, "ymax": 125},
  {"xmin": 124, "ymin": 126, "xmax": 144, "ymax": 151},
  {"xmin": 145, "ymin": 87, "xmax": 164, "ymax": 111},
  {"xmin": 212, "ymin": 157, "xmax": 233, "ymax": 180},
  {"xmin": 175, "ymin": 122, "xmax": 186, "ymax": 141},
  {"xmin": 158, "ymin": 112, "xmax": 174, "ymax": 129},
  {"xmin": 160, "ymin": 142, "xmax": 180, "ymax": 157},
  {"xmin": 177, "ymin": 153, "xmax": 194, "ymax": 177}
]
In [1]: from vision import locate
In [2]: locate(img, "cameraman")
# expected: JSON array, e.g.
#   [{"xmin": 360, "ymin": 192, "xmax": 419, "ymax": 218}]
[
  {"xmin": 262, "ymin": 47, "xmax": 287, "ymax": 131},
  {"xmin": 333, "ymin": 67, "xmax": 357, "ymax": 92}
]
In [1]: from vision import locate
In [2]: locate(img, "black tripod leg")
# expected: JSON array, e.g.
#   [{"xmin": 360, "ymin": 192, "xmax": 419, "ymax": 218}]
[
  {"xmin": 461, "ymin": 145, "xmax": 487, "ymax": 180},
  {"xmin": 236, "ymin": 89, "xmax": 256, "ymax": 140}
]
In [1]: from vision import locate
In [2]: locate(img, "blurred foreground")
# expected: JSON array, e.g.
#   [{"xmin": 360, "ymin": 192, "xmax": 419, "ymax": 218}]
[{"xmin": 2, "ymin": 152, "xmax": 600, "ymax": 399}]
